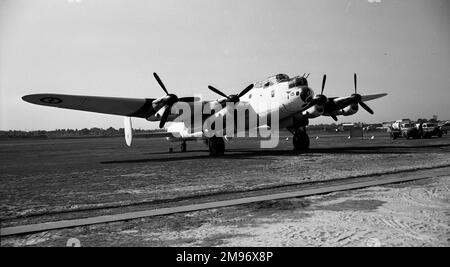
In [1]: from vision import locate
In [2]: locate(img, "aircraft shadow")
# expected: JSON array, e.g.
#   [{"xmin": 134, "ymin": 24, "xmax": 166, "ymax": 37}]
[
  {"xmin": 99, "ymin": 143, "xmax": 449, "ymax": 164},
  {"xmin": 142, "ymin": 149, "xmax": 207, "ymax": 155}
]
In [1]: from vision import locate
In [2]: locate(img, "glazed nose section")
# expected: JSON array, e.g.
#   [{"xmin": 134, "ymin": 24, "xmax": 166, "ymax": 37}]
[{"xmin": 300, "ymin": 87, "xmax": 313, "ymax": 103}]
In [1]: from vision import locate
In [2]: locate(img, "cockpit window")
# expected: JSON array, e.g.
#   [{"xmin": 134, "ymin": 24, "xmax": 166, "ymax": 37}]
[
  {"xmin": 275, "ymin": 74, "xmax": 290, "ymax": 82},
  {"xmin": 255, "ymin": 74, "xmax": 290, "ymax": 88},
  {"xmin": 288, "ymin": 76, "xmax": 308, "ymax": 88}
]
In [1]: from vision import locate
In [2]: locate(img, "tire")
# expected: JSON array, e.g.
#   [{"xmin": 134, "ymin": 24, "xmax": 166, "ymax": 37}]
[
  {"xmin": 293, "ymin": 130, "xmax": 310, "ymax": 151},
  {"xmin": 208, "ymin": 137, "xmax": 225, "ymax": 156},
  {"xmin": 180, "ymin": 142, "xmax": 187, "ymax": 152}
]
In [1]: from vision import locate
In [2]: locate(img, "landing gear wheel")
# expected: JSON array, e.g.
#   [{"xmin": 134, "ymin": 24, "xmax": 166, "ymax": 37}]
[
  {"xmin": 208, "ymin": 136, "xmax": 225, "ymax": 156},
  {"xmin": 180, "ymin": 141, "xmax": 187, "ymax": 152},
  {"xmin": 293, "ymin": 129, "xmax": 310, "ymax": 152}
]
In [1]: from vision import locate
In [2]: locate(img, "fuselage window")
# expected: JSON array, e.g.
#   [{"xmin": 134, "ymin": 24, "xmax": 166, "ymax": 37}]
[
  {"xmin": 249, "ymin": 94, "xmax": 252, "ymax": 99},
  {"xmin": 271, "ymin": 90, "xmax": 275, "ymax": 98},
  {"xmin": 296, "ymin": 91, "xmax": 300, "ymax": 96}
]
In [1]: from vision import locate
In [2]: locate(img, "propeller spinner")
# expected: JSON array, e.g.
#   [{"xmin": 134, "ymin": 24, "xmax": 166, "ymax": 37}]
[
  {"xmin": 350, "ymin": 73, "xmax": 374, "ymax": 114},
  {"xmin": 207, "ymin": 83, "xmax": 254, "ymax": 104},
  {"xmin": 303, "ymin": 74, "xmax": 328, "ymax": 110},
  {"xmin": 153, "ymin": 72, "xmax": 198, "ymax": 128}
]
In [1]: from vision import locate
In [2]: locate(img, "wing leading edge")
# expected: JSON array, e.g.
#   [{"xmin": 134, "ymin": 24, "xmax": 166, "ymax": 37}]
[{"xmin": 361, "ymin": 93, "xmax": 387, "ymax": 102}]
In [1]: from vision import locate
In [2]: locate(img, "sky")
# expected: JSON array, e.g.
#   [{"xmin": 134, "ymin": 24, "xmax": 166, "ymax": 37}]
[{"xmin": 1, "ymin": 0, "xmax": 449, "ymax": 130}]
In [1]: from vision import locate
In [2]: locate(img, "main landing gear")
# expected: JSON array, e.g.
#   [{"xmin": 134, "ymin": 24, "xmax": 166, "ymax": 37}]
[
  {"xmin": 175, "ymin": 138, "xmax": 224, "ymax": 156},
  {"xmin": 207, "ymin": 136, "xmax": 225, "ymax": 156},
  {"xmin": 169, "ymin": 141, "xmax": 187, "ymax": 153},
  {"xmin": 180, "ymin": 141, "xmax": 187, "ymax": 152},
  {"xmin": 288, "ymin": 117, "xmax": 310, "ymax": 152},
  {"xmin": 178, "ymin": 129, "xmax": 308, "ymax": 155},
  {"xmin": 292, "ymin": 127, "xmax": 310, "ymax": 152}
]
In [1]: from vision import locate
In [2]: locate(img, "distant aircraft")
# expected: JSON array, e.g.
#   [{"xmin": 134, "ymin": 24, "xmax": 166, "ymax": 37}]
[{"xmin": 22, "ymin": 73, "xmax": 387, "ymax": 156}]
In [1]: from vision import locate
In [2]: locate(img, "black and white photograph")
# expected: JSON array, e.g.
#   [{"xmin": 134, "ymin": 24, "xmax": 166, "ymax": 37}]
[{"xmin": 0, "ymin": 0, "xmax": 449, "ymax": 250}]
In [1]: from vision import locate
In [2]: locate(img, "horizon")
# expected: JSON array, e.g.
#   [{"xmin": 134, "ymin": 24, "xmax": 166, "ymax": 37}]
[
  {"xmin": 1, "ymin": 0, "xmax": 449, "ymax": 131},
  {"xmin": 2, "ymin": 116, "xmax": 448, "ymax": 132}
]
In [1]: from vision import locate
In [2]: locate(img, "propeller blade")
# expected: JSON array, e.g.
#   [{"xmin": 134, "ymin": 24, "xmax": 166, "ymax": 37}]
[
  {"xmin": 208, "ymin": 85, "xmax": 229, "ymax": 99},
  {"xmin": 237, "ymin": 84, "xmax": 254, "ymax": 98},
  {"xmin": 321, "ymin": 74, "xmax": 326, "ymax": 94},
  {"xmin": 153, "ymin": 72, "xmax": 169, "ymax": 95},
  {"xmin": 159, "ymin": 105, "xmax": 172, "ymax": 128},
  {"xmin": 354, "ymin": 73, "xmax": 357, "ymax": 94},
  {"xmin": 330, "ymin": 113, "xmax": 338, "ymax": 121},
  {"xmin": 358, "ymin": 100, "xmax": 374, "ymax": 114}
]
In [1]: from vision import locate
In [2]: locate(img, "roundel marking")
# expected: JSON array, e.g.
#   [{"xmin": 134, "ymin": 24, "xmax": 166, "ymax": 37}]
[{"xmin": 40, "ymin": 97, "xmax": 63, "ymax": 104}]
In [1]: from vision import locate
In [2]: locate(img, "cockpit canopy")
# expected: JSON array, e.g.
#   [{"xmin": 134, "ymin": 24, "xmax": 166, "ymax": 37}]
[
  {"xmin": 255, "ymin": 74, "xmax": 290, "ymax": 88},
  {"xmin": 274, "ymin": 74, "xmax": 290, "ymax": 82},
  {"xmin": 288, "ymin": 76, "xmax": 308, "ymax": 88},
  {"xmin": 254, "ymin": 74, "xmax": 309, "ymax": 89}
]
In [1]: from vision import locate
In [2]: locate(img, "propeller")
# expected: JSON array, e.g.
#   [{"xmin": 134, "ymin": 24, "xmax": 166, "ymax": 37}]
[
  {"xmin": 153, "ymin": 72, "xmax": 198, "ymax": 128},
  {"xmin": 323, "ymin": 98, "xmax": 339, "ymax": 121},
  {"xmin": 303, "ymin": 74, "xmax": 328, "ymax": 110},
  {"xmin": 207, "ymin": 83, "xmax": 254, "ymax": 104},
  {"xmin": 328, "ymin": 111, "xmax": 338, "ymax": 121},
  {"xmin": 350, "ymin": 73, "xmax": 374, "ymax": 114}
]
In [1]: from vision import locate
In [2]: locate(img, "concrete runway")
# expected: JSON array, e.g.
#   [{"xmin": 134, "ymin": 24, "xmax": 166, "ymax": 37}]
[{"xmin": 1, "ymin": 133, "xmax": 449, "ymax": 246}]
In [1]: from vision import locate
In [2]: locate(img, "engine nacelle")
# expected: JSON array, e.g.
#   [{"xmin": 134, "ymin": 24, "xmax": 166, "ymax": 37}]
[
  {"xmin": 339, "ymin": 104, "xmax": 358, "ymax": 116},
  {"xmin": 166, "ymin": 131, "xmax": 203, "ymax": 142},
  {"xmin": 166, "ymin": 122, "xmax": 204, "ymax": 141},
  {"xmin": 301, "ymin": 105, "xmax": 324, "ymax": 119}
]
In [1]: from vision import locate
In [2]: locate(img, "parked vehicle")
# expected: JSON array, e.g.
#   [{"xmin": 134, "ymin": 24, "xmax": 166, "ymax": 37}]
[
  {"xmin": 390, "ymin": 120, "xmax": 420, "ymax": 139},
  {"xmin": 439, "ymin": 121, "xmax": 450, "ymax": 135},
  {"xmin": 419, "ymin": 123, "xmax": 443, "ymax": 138}
]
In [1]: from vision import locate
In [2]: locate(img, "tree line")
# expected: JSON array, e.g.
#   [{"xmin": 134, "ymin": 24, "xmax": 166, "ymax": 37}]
[{"xmin": 0, "ymin": 127, "xmax": 165, "ymax": 139}]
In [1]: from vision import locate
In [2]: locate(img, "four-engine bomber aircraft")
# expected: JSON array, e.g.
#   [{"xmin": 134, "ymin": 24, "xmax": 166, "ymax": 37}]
[{"xmin": 22, "ymin": 73, "xmax": 387, "ymax": 156}]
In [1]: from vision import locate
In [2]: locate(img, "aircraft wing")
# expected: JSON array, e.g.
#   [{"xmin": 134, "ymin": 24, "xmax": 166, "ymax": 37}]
[
  {"xmin": 22, "ymin": 94, "xmax": 155, "ymax": 118},
  {"xmin": 361, "ymin": 93, "xmax": 388, "ymax": 102},
  {"xmin": 330, "ymin": 93, "xmax": 387, "ymax": 103}
]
